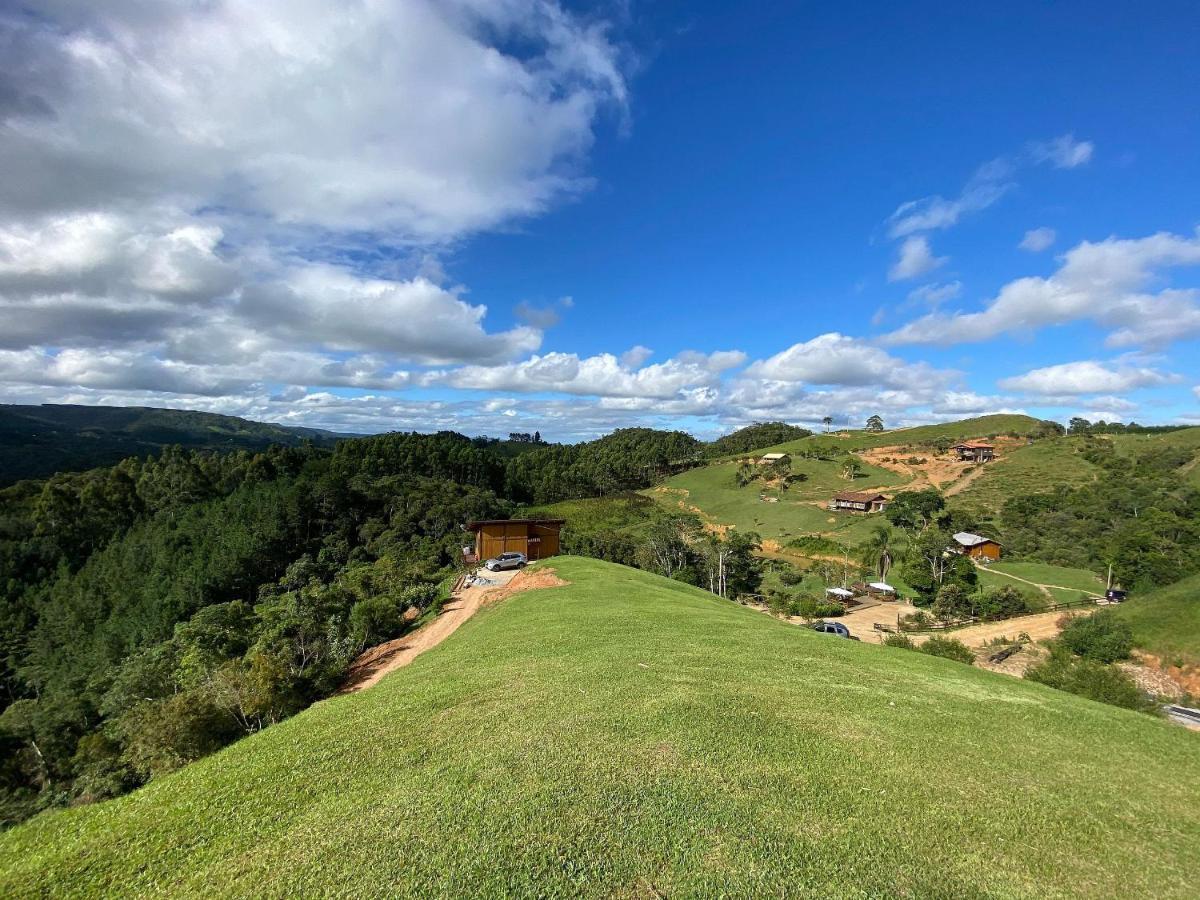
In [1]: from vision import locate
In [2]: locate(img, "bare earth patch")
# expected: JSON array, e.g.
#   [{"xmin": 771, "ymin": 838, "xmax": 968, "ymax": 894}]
[{"xmin": 340, "ymin": 567, "xmax": 569, "ymax": 693}]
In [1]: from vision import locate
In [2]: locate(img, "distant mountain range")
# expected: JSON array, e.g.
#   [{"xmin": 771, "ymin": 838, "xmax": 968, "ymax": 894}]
[{"xmin": 0, "ymin": 404, "xmax": 351, "ymax": 485}]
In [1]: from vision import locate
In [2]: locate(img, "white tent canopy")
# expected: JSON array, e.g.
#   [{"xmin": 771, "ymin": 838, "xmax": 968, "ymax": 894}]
[
  {"xmin": 867, "ymin": 581, "xmax": 896, "ymax": 593},
  {"xmin": 825, "ymin": 587, "xmax": 855, "ymax": 598}
]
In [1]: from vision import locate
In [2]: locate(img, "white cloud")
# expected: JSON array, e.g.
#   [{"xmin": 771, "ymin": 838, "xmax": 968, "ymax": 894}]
[
  {"xmin": 1028, "ymin": 134, "xmax": 1094, "ymax": 169},
  {"xmin": 886, "ymin": 159, "xmax": 1014, "ymax": 239},
  {"xmin": 907, "ymin": 281, "xmax": 962, "ymax": 306},
  {"xmin": 1019, "ymin": 227, "xmax": 1056, "ymax": 252},
  {"xmin": 1, "ymin": 1, "xmax": 626, "ymax": 240},
  {"xmin": 999, "ymin": 360, "xmax": 1174, "ymax": 395},
  {"xmin": 429, "ymin": 349, "xmax": 746, "ymax": 399},
  {"xmin": 888, "ymin": 236, "xmax": 947, "ymax": 281},
  {"xmin": 619, "ymin": 345, "xmax": 654, "ymax": 369},
  {"xmin": 885, "ymin": 229, "xmax": 1200, "ymax": 348},
  {"xmin": 744, "ymin": 333, "xmax": 956, "ymax": 389}
]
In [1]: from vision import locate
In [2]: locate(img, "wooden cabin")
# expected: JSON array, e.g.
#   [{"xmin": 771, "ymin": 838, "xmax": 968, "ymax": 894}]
[
  {"xmin": 952, "ymin": 443, "xmax": 995, "ymax": 462},
  {"xmin": 951, "ymin": 531, "xmax": 1002, "ymax": 561},
  {"xmin": 830, "ymin": 491, "xmax": 888, "ymax": 513},
  {"xmin": 758, "ymin": 452, "xmax": 791, "ymax": 465},
  {"xmin": 465, "ymin": 518, "xmax": 564, "ymax": 562}
]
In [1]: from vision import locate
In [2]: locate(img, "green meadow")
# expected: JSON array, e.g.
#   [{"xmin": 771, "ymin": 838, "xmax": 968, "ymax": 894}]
[
  {"xmin": 1113, "ymin": 572, "xmax": 1200, "ymax": 667},
  {"xmin": 4, "ymin": 557, "xmax": 1197, "ymax": 898}
]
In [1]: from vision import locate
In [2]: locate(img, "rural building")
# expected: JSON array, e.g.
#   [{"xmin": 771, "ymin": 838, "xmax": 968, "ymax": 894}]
[
  {"xmin": 951, "ymin": 532, "xmax": 1002, "ymax": 561},
  {"xmin": 465, "ymin": 518, "xmax": 564, "ymax": 562},
  {"xmin": 759, "ymin": 452, "xmax": 791, "ymax": 465},
  {"xmin": 952, "ymin": 443, "xmax": 995, "ymax": 462},
  {"xmin": 830, "ymin": 491, "xmax": 888, "ymax": 513}
]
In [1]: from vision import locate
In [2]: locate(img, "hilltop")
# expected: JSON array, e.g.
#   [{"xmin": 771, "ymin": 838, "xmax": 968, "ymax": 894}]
[
  {"xmin": 2, "ymin": 557, "xmax": 1196, "ymax": 897},
  {"xmin": 0, "ymin": 404, "xmax": 348, "ymax": 484}
]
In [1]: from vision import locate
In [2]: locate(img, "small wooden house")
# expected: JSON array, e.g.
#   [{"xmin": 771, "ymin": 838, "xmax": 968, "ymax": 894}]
[
  {"xmin": 952, "ymin": 443, "xmax": 995, "ymax": 462},
  {"xmin": 951, "ymin": 531, "xmax": 1002, "ymax": 561},
  {"xmin": 830, "ymin": 491, "xmax": 888, "ymax": 513},
  {"xmin": 465, "ymin": 518, "xmax": 564, "ymax": 562},
  {"xmin": 758, "ymin": 452, "xmax": 791, "ymax": 465}
]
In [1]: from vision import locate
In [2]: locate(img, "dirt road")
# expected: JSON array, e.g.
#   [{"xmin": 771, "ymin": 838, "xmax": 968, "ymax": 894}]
[{"xmin": 340, "ymin": 568, "xmax": 521, "ymax": 693}]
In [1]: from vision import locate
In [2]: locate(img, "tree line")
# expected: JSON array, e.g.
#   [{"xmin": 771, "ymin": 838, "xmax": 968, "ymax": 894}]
[{"xmin": 0, "ymin": 426, "xmax": 706, "ymax": 825}]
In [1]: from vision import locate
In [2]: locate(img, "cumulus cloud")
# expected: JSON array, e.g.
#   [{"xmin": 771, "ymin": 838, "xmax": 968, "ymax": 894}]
[
  {"xmin": 744, "ymin": 333, "xmax": 956, "ymax": 390},
  {"xmin": 0, "ymin": 1, "xmax": 626, "ymax": 239},
  {"xmin": 430, "ymin": 349, "xmax": 745, "ymax": 399},
  {"xmin": 1019, "ymin": 227, "xmax": 1057, "ymax": 252},
  {"xmin": 888, "ymin": 236, "xmax": 947, "ymax": 281},
  {"xmin": 999, "ymin": 360, "xmax": 1175, "ymax": 395},
  {"xmin": 885, "ymin": 229, "xmax": 1200, "ymax": 348},
  {"xmin": 1028, "ymin": 134, "xmax": 1094, "ymax": 169}
]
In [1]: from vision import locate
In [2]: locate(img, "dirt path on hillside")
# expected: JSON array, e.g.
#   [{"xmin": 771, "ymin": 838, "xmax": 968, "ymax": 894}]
[
  {"xmin": 974, "ymin": 564, "xmax": 1092, "ymax": 597},
  {"xmin": 943, "ymin": 462, "xmax": 995, "ymax": 497},
  {"xmin": 339, "ymin": 567, "xmax": 567, "ymax": 693}
]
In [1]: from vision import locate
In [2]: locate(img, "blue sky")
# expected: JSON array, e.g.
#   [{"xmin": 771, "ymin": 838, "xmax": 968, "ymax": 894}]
[{"xmin": 1, "ymin": 1, "xmax": 1198, "ymax": 438}]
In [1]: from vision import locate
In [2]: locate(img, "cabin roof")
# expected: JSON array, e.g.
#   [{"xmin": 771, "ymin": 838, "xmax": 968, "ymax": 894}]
[
  {"xmin": 953, "ymin": 531, "xmax": 1000, "ymax": 547},
  {"xmin": 833, "ymin": 491, "xmax": 887, "ymax": 502},
  {"xmin": 760, "ymin": 452, "xmax": 789, "ymax": 460},
  {"xmin": 952, "ymin": 442, "xmax": 994, "ymax": 450},
  {"xmin": 465, "ymin": 518, "xmax": 565, "ymax": 530}
]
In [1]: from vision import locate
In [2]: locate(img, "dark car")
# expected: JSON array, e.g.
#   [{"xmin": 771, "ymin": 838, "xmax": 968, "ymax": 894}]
[{"xmin": 812, "ymin": 621, "xmax": 859, "ymax": 640}]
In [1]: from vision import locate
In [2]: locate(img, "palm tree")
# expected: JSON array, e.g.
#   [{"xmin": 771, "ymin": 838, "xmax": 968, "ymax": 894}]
[
  {"xmin": 822, "ymin": 415, "xmax": 833, "ymax": 432},
  {"xmin": 860, "ymin": 525, "xmax": 897, "ymax": 580}
]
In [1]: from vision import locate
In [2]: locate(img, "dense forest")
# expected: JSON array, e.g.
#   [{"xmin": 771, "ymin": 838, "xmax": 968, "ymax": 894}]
[
  {"xmin": 0, "ymin": 404, "xmax": 345, "ymax": 485},
  {"xmin": 0, "ymin": 427, "xmax": 711, "ymax": 825},
  {"xmin": 999, "ymin": 437, "xmax": 1200, "ymax": 589},
  {"xmin": 704, "ymin": 422, "xmax": 812, "ymax": 456}
]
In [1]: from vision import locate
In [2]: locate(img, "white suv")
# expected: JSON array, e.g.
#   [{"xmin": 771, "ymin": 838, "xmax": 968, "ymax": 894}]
[{"xmin": 485, "ymin": 552, "xmax": 527, "ymax": 571}]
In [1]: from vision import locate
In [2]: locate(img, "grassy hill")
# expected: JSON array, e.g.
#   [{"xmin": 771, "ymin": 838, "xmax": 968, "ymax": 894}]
[
  {"xmin": 3, "ymin": 557, "xmax": 1197, "ymax": 897},
  {"xmin": 1113, "ymin": 573, "xmax": 1200, "ymax": 667},
  {"xmin": 751, "ymin": 413, "xmax": 1049, "ymax": 457},
  {"xmin": 0, "ymin": 404, "xmax": 349, "ymax": 484}
]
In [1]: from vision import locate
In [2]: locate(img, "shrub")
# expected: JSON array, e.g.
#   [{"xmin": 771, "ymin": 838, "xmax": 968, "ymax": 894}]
[
  {"xmin": 795, "ymin": 596, "xmax": 846, "ymax": 619},
  {"xmin": 779, "ymin": 569, "xmax": 804, "ymax": 586},
  {"xmin": 899, "ymin": 610, "xmax": 933, "ymax": 631},
  {"xmin": 883, "ymin": 633, "xmax": 916, "ymax": 649},
  {"xmin": 1027, "ymin": 647, "xmax": 1155, "ymax": 712},
  {"xmin": 1057, "ymin": 611, "xmax": 1134, "ymax": 663},
  {"xmin": 348, "ymin": 596, "xmax": 405, "ymax": 650},
  {"xmin": 919, "ymin": 636, "xmax": 975, "ymax": 665}
]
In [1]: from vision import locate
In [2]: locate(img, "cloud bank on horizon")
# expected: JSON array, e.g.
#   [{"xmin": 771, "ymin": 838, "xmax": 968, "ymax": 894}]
[{"xmin": 1, "ymin": 2, "xmax": 1198, "ymax": 439}]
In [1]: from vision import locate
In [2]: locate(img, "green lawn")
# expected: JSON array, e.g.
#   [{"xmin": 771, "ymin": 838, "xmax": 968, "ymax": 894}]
[
  {"xmin": 988, "ymin": 561, "xmax": 1105, "ymax": 594},
  {"xmin": 4, "ymin": 557, "xmax": 1198, "ymax": 897},
  {"xmin": 649, "ymin": 456, "xmax": 906, "ymax": 542},
  {"xmin": 1112, "ymin": 573, "xmax": 1200, "ymax": 667}
]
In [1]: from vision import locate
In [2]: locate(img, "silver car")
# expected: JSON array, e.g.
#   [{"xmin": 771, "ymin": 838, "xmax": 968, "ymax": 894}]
[{"xmin": 485, "ymin": 551, "xmax": 527, "ymax": 571}]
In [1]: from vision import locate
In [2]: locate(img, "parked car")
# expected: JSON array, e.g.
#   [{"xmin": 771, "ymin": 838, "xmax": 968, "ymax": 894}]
[
  {"xmin": 812, "ymin": 621, "xmax": 859, "ymax": 640},
  {"xmin": 484, "ymin": 551, "xmax": 527, "ymax": 571}
]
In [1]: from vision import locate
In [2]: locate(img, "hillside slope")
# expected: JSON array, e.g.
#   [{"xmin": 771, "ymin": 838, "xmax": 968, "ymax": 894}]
[
  {"xmin": 2, "ymin": 558, "xmax": 1197, "ymax": 897},
  {"xmin": 0, "ymin": 404, "xmax": 347, "ymax": 484},
  {"xmin": 1113, "ymin": 572, "xmax": 1200, "ymax": 667}
]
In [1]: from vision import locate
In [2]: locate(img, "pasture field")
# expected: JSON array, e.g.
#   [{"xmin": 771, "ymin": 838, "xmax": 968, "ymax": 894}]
[
  {"xmin": 748, "ymin": 413, "xmax": 1046, "ymax": 458},
  {"xmin": 4, "ymin": 557, "xmax": 1198, "ymax": 898},
  {"xmin": 948, "ymin": 439, "xmax": 1103, "ymax": 517},
  {"xmin": 1112, "ymin": 572, "xmax": 1200, "ymax": 667},
  {"xmin": 648, "ymin": 455, "xmax": 904, "ymax": 542}
]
